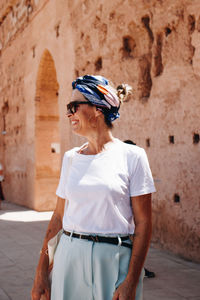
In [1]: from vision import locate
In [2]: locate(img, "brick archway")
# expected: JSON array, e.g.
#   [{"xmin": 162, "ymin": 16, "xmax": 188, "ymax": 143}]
[{"xmin": 34, "ymin": 49, "xmax": 60, "ymax": 211}]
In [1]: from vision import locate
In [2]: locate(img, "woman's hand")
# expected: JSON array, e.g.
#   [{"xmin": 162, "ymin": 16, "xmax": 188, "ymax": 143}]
[
  {"xmin": 31, "ymin": 197, "xmax": 65, "ymax": 300},
  {"xmin": 112, "ymin": 279, "xmax": 136, "ymax": 300},
  {"xmin": 31, "ymin": 271, "xmax": 50, "ymax": 300}
]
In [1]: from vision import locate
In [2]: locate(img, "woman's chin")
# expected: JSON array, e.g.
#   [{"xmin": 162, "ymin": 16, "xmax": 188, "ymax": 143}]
[
  {"xmin": 71, "ymin": 123, "xmax": 79, "ymax": 131},
  {"xmin": 71, "ymin": 127, "xmax": 84, "ymax": 137}
]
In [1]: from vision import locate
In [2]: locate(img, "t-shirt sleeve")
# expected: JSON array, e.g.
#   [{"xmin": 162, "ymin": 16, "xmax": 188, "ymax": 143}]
[
  {"xmin": 129, "ymin": 148, "xmax": 156, "ymax": 197},
  {"xmin": 56, "ymin": 153, "xmax": 69, "ymax": 199}
]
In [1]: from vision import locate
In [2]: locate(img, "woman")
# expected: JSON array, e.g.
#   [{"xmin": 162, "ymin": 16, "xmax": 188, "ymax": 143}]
[{"xmin": 32, "ymin": 75, "xmax": 156, "ymax": 300}]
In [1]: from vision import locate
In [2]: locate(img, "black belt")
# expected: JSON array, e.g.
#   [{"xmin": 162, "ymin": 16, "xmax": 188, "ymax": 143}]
[{"xmin": 63, "ymin": 230, "xmax": 132, "ymax": 249}]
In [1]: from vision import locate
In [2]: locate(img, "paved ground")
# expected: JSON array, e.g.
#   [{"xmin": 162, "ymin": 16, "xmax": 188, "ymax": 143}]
[{"xmin": 0, "ymin": 201, "xmax": 199, "ymax": 300}]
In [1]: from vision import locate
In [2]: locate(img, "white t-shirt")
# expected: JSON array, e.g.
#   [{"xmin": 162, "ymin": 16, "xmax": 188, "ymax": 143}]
[{"xmin": 56, "ymin": 138, "xmax": 156, "ymax": 235}]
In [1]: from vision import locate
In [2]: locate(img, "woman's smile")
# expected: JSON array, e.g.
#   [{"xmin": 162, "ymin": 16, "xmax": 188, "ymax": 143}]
[{"xmin": 71, "ymin": 119, "xmax": 79, "ymax": 126}]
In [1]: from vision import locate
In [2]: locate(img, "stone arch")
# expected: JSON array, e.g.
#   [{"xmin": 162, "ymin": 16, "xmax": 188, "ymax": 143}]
[{"xmin": 34, "ymin": 49, "xmax": 60, "ymax": 211}]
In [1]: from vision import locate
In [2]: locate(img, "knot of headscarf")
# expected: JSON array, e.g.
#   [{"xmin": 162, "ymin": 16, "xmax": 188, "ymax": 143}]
[{"xmin": 72, "ymin": 75, "xmax": 120, "ymax": 122}]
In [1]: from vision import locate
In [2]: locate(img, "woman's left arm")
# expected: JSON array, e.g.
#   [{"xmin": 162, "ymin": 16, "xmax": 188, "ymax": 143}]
[{"xmin": 112, "ymin": 193, "xmax": 152, "ymax": 300}]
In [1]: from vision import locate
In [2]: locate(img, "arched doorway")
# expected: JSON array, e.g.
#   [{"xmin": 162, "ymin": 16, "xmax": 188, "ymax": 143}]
[{"xmin": 34, "ymin": 49, "xmax": 60, "ymax": 211}]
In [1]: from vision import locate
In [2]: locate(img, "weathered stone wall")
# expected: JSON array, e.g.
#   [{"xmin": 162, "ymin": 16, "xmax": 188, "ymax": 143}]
[
  {"xmin": 68, "ymin": 0, "xmax": 200, "ymax": 262},
  {"xmin": 0, "ymin": 0, "xmax": 199, "ymax": 261},
  {"xmin": 0, "ymin": 0, "xmax": 74, "ymax": 209}
]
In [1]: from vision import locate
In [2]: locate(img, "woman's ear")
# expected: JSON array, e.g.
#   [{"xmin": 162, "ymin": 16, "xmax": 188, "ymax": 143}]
[{"xmin": 94, "ymin": 107, "xmax": 103, "ymax": 117}]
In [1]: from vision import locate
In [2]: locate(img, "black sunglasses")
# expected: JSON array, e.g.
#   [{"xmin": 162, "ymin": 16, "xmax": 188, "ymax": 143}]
[{"xmin": 66, "ymin": 101, "xmax": 92, "ymax": 115}]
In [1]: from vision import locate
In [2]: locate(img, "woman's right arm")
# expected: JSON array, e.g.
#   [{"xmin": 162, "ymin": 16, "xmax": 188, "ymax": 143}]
[{"xmin": 31, "ymin": 196, "xmax": 65, "ymax": 300}]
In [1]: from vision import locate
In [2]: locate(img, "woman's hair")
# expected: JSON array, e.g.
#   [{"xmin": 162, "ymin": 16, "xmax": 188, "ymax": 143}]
[
  {"xmin": 116, "ymin": 84, "xmax": 132, "ymax": 103},
  {"xmin": 104, "ymin": 83, "xmax": 132, "ymax": 129},
  {"xmin": 104, "ymin": 114, "xmax": 114, "ymax": 129}
]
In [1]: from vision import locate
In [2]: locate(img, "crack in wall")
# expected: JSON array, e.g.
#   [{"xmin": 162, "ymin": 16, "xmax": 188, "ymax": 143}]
[
  {"xmin": 141, "ymin": 15, "xmax": 154, "ymax": 47},
  {"xmin": 138, "ymin": 15, "xmax": 154, "ymax": 100},
  {"xmin": 153, "ymin": 32, "xmax": 163, "ymax": 77},
  {"xmin": 138, "ymin": 54, "xmax": 152, "ymax": 100},
  {"xmin": 188, "ymin": 14, "xmax": 196, "ymax": 65},
  {"xmin": 121, "ymin": 35, "xmax": 136, "ymax": 59}
]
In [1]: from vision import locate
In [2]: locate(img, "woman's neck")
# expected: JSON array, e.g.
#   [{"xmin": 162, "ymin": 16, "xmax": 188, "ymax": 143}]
[{"xmin": 82, "ymin": 130, "xmax": 114, "ymax": 155}]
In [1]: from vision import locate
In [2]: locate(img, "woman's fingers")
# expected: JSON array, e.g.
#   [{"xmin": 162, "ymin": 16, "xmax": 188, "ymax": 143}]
[
  {"xmin": 31, "ymin": 280, "xmax": 50, "ymax": 300},
  {"xmin": 40, "ymin": 294, "xmax": 46, "ymax": 300},
  {"xmin": 44, "ymin": 287, "xmax": 51, "ymax": 300},
  {"xmin": 31, "ymin": 290, "xmax": 43, "ymax": 300},
  {"xmin": 38, "ymin": 288, "xmax": 50, "ymax": 300}
]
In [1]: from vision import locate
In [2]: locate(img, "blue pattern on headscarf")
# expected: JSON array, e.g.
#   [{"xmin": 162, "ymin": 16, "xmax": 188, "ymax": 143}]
[{"xmin": 72, "ymin": 75, "xmax": 120, "ymax": 122}]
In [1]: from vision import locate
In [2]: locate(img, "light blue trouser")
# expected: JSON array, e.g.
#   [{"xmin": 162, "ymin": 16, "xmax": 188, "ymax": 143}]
[{"xmin": 51, "ymin": 234, "xmax": 144, "ymax": 300}]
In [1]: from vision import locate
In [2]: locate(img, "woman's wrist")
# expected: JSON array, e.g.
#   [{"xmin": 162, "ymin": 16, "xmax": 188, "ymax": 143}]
[
  {"xmin": 36, "ymin": 252, "xmax": 49, "ymax": 275},
  {"xmin": 125, "ymin": 264, "xmax": 143, "ymax": 287},
  {"xmin": 124, "ymin": 274, "xmax": 138, "ymax": 288},
  {"xmin": 36, "ymin": 266, "xmax": 49, "ymax": 278},
  {"xmin": 40, "ymin": 247, "xmax": 48, "ymax": 256}
]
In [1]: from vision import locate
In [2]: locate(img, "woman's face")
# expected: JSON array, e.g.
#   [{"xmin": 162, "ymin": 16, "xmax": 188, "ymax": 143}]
[{"xmin": 67, "ymin": 89, "xmax": 97, "ymax": 136}]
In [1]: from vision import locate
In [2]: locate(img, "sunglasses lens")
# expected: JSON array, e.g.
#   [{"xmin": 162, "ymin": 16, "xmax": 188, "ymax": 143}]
[
  {"xmin": 67, "ymin": 108, "xmax": 72, "ymax": 115},
  {"xmin": 67, "ymin": 101, "xmax": 90, "ymax": 115},
  {"xmin": 67, "ymin": 103, "xmax": 76, "ymax": 115},
  {"xmin": 73, "ymin": 103, "xmax": 78, "ymax": 113}
]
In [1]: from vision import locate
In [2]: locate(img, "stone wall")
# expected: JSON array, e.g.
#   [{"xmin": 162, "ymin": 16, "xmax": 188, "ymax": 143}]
[
  {"xmin": 0, "ymin": 0, "xmax": 199, "ymax": 261},
  {"xmin": 0, "ymin": 0, "xmax": 74, "ymax": 209}
]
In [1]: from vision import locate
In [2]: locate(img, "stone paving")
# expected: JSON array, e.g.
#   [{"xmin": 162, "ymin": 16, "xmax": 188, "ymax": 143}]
[{"xmin": 0, "ymin": 201, "xmax": 199, "ymax": 300}]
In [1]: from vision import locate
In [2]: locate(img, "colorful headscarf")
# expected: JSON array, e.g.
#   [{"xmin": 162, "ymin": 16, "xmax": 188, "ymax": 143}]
[{"xmin": 72, "ymin": 75, "xmax": 120, "ymax": 122}]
